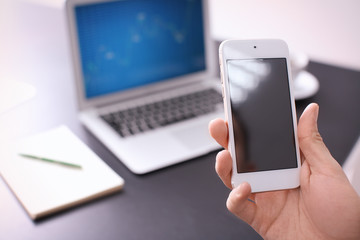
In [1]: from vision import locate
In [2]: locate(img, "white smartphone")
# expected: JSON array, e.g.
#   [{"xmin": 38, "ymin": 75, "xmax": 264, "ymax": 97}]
[{"xmin": 219, "ymin": 39, "xmax": 301, "ymax": 193}]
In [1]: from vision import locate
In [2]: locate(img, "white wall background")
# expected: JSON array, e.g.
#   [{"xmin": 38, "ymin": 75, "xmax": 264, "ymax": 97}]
[
  {"xmin": 5, "ymin": 0, "xmax": 360, "ymax": 71},
  {"xmin": 209, "ymin": 0, "xmax": 360, "ymax": 71}
]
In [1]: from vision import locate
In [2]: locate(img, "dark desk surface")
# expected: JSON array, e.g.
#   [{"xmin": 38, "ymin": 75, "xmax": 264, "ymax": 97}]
[
  {"xmin": 1, "ymin": 4, "xmax": 360, "ymax": 239},
  {"xmin": 1, "ymin": 60, "xmax": 360, "ymax": 240},
  {"xmin": 297, "ymin": 62, "xmax": 360, "ymax": 166}
]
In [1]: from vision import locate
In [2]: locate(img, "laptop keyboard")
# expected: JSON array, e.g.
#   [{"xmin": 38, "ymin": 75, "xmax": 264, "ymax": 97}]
[{"xmin": 101, "ymin": 88, "xmax": 222, "ymax": 138}]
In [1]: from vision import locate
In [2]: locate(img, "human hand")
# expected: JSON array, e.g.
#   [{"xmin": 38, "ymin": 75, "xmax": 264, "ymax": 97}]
[{"xmin": 209, "ymin": 103, "xmax": 360, "ymax": 240}]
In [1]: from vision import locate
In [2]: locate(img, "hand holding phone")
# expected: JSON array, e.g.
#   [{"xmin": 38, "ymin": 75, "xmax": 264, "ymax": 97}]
[
  {"xmin": 210, "ymin": 103, "xmax": 360, "ymax": 240},
  {"xmin": 219, "ymin": 39, "xmax": 301, "ymax": 193}
]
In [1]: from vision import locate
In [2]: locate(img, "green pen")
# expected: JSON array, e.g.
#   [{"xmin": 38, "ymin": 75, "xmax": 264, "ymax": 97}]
[{"xmin": 19, "ymin": 153, "xmax": 82, "ymax": 169}]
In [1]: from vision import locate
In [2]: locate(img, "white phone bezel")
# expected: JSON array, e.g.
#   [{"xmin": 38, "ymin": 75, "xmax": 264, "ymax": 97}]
[{"xmin": 219, "ymin": 39, "xmax": 301, "ymax": 193}]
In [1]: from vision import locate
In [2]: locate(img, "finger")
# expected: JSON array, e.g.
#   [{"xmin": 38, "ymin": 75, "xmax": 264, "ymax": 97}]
[
  {"xmin": 215, "ymin": 150, "xmax": 233, "ymax": 189},
  {"xmin": 209, "ymin": 118, "xmax": 228, "ymax": 149},
  {"xmin": 297, "ymin": 103, "xmax": 337, "ymax": 171},
  {"xmin": 226, "ymin": 182, "xmax": 257, "ymax": 225}
]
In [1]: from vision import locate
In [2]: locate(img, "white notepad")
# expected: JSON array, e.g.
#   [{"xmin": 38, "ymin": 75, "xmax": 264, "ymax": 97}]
[{"xmin": 0, "ymin": 126, "xmax": 124, "ymax": 220}]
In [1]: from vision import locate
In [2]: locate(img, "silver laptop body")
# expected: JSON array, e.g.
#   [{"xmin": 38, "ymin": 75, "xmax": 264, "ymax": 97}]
[{"xmin": 65, "ymin": 0, "xmax": 223, "ymax": 174}]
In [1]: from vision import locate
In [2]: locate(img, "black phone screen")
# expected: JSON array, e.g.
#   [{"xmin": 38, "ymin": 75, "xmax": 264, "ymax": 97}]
[{"xmin": 227, "ymin": 58, "xmax": 298, "ymax": 173}]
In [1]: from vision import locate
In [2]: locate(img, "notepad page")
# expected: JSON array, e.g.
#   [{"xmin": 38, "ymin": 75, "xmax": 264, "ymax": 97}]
[{"xmin": 0, "ymin": 125, "xmax": 124, "ymax": 219}]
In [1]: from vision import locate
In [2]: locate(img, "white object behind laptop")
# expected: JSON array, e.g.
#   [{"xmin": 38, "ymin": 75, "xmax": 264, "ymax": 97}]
[{"xmin": 65, "ymin": 0, "xmax": 223, "ymax": 174}]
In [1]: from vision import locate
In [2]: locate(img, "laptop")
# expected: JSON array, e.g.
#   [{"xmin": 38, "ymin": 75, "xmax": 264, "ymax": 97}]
[{"xmin": 65, "ymin": 0, "xmax": 223, "ymax": 174}]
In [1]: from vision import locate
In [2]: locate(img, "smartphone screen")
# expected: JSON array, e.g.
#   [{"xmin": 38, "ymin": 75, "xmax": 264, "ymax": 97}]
[{"xmin": 227, "ymin": 58, "xmax": 298, "ymax": 173}]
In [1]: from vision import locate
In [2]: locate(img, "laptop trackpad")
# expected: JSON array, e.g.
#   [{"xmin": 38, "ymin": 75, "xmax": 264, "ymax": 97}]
[{"xmin": 171, "ymin": 123, "xmax": 212, "ymax": 150}]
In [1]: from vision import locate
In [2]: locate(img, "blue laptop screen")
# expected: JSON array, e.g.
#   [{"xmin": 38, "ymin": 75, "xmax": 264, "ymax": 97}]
[{"xmin": 75, "ymin": 0, "xmax": 206, "ymax": 99}]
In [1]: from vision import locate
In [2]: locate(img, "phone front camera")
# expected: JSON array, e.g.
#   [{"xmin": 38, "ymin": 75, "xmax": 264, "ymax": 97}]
[{"xmin": 254, "ymin": 46, "xmax": 257, "ymax": 49}]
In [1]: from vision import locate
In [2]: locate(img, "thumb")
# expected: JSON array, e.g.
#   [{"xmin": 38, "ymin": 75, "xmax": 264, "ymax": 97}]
[{"xmin": 297, "ymin": 103, "xmax": 335, "ymax": 170}]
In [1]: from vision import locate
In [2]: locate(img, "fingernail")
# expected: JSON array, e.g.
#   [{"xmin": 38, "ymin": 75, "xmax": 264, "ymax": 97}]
[
  {"xmin": 234, "ymin": 182, "xmax": 249, "ymax": 198},
  {"xmin": 304, "ymin": 103, "xmax": 319, "ymax": 123},
  {"xmin": 303, "ymin": 103, "xmax": 314, "ymax": 113},
  {"xmin": 236, "ymin": 182, "xmax": 246, "ymax": 193},
  {"xmin": 239, "ymin": 182, "xmax": 247, "ymax": 189}
]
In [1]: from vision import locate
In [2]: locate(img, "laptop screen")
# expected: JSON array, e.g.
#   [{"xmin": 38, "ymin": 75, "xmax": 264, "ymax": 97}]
[{"xmin": 75, "ymin": 0, "xmax": 206, "ymax": 99}]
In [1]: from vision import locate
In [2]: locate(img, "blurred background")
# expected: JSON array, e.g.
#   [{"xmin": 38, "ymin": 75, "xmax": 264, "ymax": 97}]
[
  {"xmin": 1, "ymin": 0, "xmax": 360, "ymax": 74},
  {"xmin": 209, "ymin": 0, "xmax": 360, "ymax": 71},
  {"xmin": 1, "ymin": 0, "xmax": 360, "ymax": 79},
  {"xmin": 0, "ymin": 1, "xmax": 359, "ymax": 239}
]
